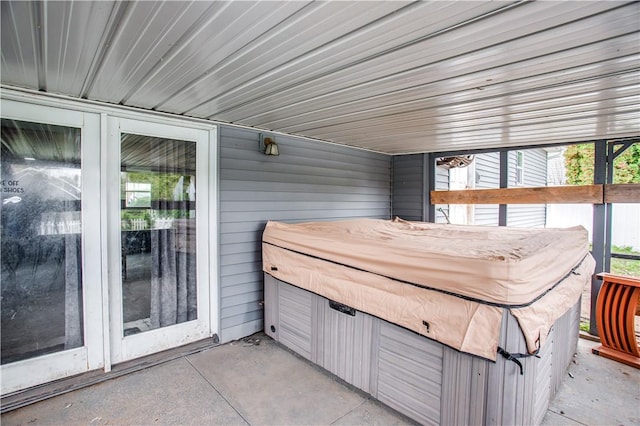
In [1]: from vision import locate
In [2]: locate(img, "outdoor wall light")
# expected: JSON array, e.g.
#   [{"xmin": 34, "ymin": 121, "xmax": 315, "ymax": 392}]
[{"xmin": 260, "ymin": 134, "xmax": 280, "ymax": 156}]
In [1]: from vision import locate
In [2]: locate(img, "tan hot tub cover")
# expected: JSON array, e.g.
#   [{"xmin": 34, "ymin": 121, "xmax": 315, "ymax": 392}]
[{"xmin": 262, "ymin": 218, "xmax": 595, "ymax": 361}]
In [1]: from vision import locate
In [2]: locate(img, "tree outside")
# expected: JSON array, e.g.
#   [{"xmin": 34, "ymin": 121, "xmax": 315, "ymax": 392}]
[
  {"xmin": 565, "ymin": 142, "xmax": 640, "ymax": 334},
  {"xmin": 562, "ymin": 142, "xmax": 640, "ymax": 275},
  {"xmin": 564, "ymin": 142, "xmax": 640, "ymax": 185}
]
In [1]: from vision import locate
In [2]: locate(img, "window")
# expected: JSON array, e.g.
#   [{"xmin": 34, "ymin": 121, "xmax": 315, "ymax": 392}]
[
  {"xmin": 515, "ymin": 150, "xmax": 524, "ymax": 185},
  {"xmin": 125, "ymin": 182, "xmax": 152, "ymax": 208}
]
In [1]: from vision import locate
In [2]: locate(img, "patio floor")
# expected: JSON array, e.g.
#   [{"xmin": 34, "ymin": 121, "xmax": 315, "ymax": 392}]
[{"xmin": 1, "ymin": 333, "xmax": 639, "ymax": 426}]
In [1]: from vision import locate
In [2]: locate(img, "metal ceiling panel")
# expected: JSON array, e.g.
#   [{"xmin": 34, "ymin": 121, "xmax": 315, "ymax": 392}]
[
  {"xmin": 178, "ymin": 1, "xmax": 508, "ymax": 116},
  {"xmin": 309, "ymin": 99, "xmax": 640, "ymax": 141},
  {"xmin": 1, "ymin": 0, "xmax": 638, "ymax": 154},
  {"xmin": 216, "ymin": 4, "xmax": 637, "ymax": 126},
  {"xmin": 86, "ymin": 1, "xmax": 213, "ymax": 102},
  {"xmin": 303, "ymin": 95, "xmax": 640, "ymax": 152},
  {"xmin": 121, "ymin": 1, "xmax": 314, "ymax": 109},
  {"xmin": 278, "ymin": 53, "xmax": 640, "ymax": 135},
  {"xmin": 354, "ymin": 117, "xmax": 640, "ymax": 153},
  {"xmin": 250, "ymin": 63, "xmax": 638, "ymax": 132},
  {"xmin": 256, "ymin": 73, "xmax": 640, "ymax": 133},
  {"xmin": 205, "ymin": 1, "xmax": 630, "ymax": 123},
  {"xmin": 150, "ymin": 1, "xmax": 413, "ymax": 114},
  {"xmin": 1, "ymin": 1, "xmax": 41, "ymax": 89},
  {"xmin": 239, "ymin": 46, "xmax": 639, "ymax": 131},
  {"xmin": 43, "ymin": 1, "xmax": 116, "ymax": 96}
]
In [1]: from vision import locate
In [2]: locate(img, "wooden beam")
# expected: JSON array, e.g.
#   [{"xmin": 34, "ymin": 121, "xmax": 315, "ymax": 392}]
[
  {"xmin": 604, "ymin": 184, "xmax": 640, "ymax": 203},
  {"xmin": 430, "ymin": 185, "xmax": 603, "ymax": 205}
]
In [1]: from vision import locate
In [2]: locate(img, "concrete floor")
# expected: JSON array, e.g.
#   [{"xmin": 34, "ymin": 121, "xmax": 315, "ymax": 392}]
[{"xmin": 2, "ymin": 335, "xmax": 639, "ymax": 426}]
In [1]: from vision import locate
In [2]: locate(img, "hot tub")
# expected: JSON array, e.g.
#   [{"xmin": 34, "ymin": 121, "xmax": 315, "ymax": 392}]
[{"xmin": 262, "ymin": 218, "xmax": 594, "ymax": 425}]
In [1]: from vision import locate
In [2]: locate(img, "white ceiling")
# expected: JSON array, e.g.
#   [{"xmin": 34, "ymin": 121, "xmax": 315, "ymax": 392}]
[{"xmin": 2, "ymin": 1, "xmax": 639, "ymax": 154}]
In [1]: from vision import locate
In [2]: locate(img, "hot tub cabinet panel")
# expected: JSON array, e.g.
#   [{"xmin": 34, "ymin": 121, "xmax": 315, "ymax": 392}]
[
  {"xmin": 264, "ymin": 274, "xmax": 581, "ymax": 426},
  {"xmin": 318, "ymin": 296, "xmax": 376, "ymax": 392},
  {"xmin": 375, "ymin": 319, "xmax": 444, "ymax": 425}
]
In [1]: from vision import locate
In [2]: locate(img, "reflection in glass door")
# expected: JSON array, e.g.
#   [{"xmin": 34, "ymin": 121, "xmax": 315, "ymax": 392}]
[
  {"xmin": 120, "ymin": 134, "xmax": 197, "ymax": 335},
  {"xmin": 1, "ymin": 119, "xmax": 84, "ymax": 363}
]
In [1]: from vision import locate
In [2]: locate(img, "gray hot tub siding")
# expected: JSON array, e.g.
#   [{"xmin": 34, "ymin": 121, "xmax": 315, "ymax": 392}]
[{"xmin": 264, "ymin": 274, "xmax": 581, "ymax": 426}]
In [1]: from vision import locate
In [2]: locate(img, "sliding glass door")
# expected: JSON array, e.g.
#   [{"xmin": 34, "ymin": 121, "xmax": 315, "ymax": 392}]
[
  {"xmin": 1, "ymin": 97, "xmax": 216, "ymax": 394},
  {"xmin": 0, "ymin": 100, "xmax": 103, "ymax": 394}
]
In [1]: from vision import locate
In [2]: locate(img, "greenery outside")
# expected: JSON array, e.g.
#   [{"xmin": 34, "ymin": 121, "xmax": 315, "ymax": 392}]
[
  {"xmin": 579, "ymin": 322, "xmax": 590, "ymax": 333},
  {"xmin": 563, "ymin": 142, "xmax": 640, "ymax": 277},
  {"xmin": 120, "ymin": 171, "xmax": 194, "ymax": 229},
  {"xmin": 564, "ymin": 142, "xmax": 640, "ymax": 185},
  {"xmin": 564, "ymin": 143, "xmax": 640, "ymax": 333},
  {"xmin": 611, "ymin": 246, "xmax": 640, "ymax": 277}
]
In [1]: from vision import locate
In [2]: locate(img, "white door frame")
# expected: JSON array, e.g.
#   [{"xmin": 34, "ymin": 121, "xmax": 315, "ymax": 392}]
[
  {"xmin": 106, "ymin": 116, "xmax": 213, "ymax": 364},
  {"xmin": 0, "ymin": 99, "xmax": 104, "ymax": 394},
  {"xmin": 1, "ymin": 90, "xmax": 219, "ymax": 392}
]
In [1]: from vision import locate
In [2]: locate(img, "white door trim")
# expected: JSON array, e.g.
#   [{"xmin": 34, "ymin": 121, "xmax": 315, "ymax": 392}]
[
  {"xmin": 107, "ymin": 117, "xmax": 213, "ymax": 365},
  {"xmin": 1, "ymin": 95, "xmax": 219, "ymax": 393}
]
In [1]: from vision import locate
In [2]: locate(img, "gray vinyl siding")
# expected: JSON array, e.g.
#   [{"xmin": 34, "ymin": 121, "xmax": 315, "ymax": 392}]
[
  {"xmin": 219, "ymin": 126, "xmax": 391, "ymax": 342},
  {"xmin": 474, "ymin": 153, "xmax": 500, "ymax": 226},
  {"xmin": 390, "ymin": 154, "xmax": 449, "ymax": 223},
  {"xmin": 392, "ymin": 154, "xmax": 424, "ymax": 221},
  {"xmin": 475, "ymin": 152, "xmax": 501, "ymax": 189},
  {"xmin": 507, "ymin": 149, "xmax": 548, "ymax": 227},
  {"xmin": 435, "ymin": 165, "xmax": 449, "ymax": 190},
  {"xmin": 506, "ymin": 204, "xmax": 547, "ymax": 227},
  {"xmin": 390, "ymin": 150, "xmax": 547, "ymax": 227}
]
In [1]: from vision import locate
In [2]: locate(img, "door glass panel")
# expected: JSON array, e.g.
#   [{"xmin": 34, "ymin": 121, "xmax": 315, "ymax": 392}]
[
  {"xmin": 120, "ymin": 133, "xmax": 197, "ymax": 336},
  {"xmin": 1, "ymin": 119, "xmax": 83, "ymax": 364}
]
